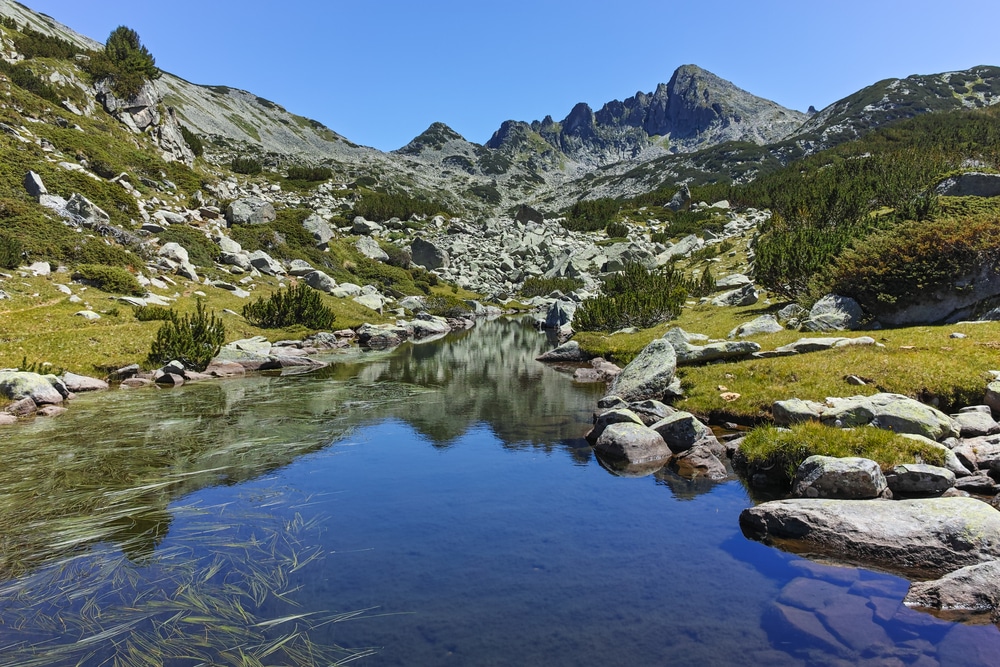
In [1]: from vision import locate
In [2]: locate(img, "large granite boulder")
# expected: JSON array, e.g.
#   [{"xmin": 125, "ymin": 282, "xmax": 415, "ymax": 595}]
[
  {"xmin": 936, "ymin": 172, "xmax": 1000, "ymax": 197},
  {"xmin": 801, "ymin": 294, "xmax": 864, "ymax": 331},
  {"xmin": 355, "ymin": 236, "xmax": 389, "ymax": 261},
  {"xmin": 821, "ymin": 393, "xmax": 959, "ymax": 441},
  {"xmin": 670, "ymin": 444, "xmax": 728, "ymax": 480},
  {"xmin": 592, "ymin": 422, "xmax": 672, "ymax": 467},
  {"xmin": 711, "ymin": 283, "xmax": 758, "ymax": 307},
  {"xmin": 304, "ymin": 270, "xmax": 338, "ymax": 294},
  {"xmin": 248, "ymin": 250, "xmax": 285, "ymax": 276},
  {"xmin": 792, "ymin": 456, "xmax": 887, "ymax": 499},
  {"xmin": 885, "ymin": 463, "xmax": 956, "ymax": 497},
  {"xmin": 0, "ymin": 371, "xmax": 65, "ymax": 405},
  {"xmin": 302, "ymin": 213, "xmax": 334, "ymax": 247},
  {"xmin": 728, "ymin": 314, "xmax": 783, "ymax": 338},
  {"xmin": 61, "ymin": 372, "xmax": 109, "ymax": 393},
  {"xmin": 226, "ymin": 198, "xmax": 276, "ymax": 226},
  {"xmin": 905, "ymin": 560, "xmax": 1000, "ymax": 623},
  {"xmin": 608, "ymin": 338, "xmax": 677, "ymax": 402},
  {"xmin": 649, "ymin": 411, "xmax": 712, "ymax": 453},
  {"xmin": 536, "ymin": 340, "xmax": 592, "ymax": 362},
  {"xmin": 740, "ymin": 497, "xmax": 1000, "ymax": 577},
  {"xmin": 410, "ymin": 237, "xmax": 449, "ymax": 270}
]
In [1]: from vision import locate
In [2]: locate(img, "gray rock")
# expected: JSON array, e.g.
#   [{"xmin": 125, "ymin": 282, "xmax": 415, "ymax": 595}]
[
  {"xmin": 650, "ymin": 411, "xmax": 711, "ymax": 454},
  {"xmin": 711, "ymin": 283, "xmax": 758, "ymax": 307},
  {"xmin": 0, "ymin": 371, "xmax": 64, "ymax": 405},
  {"xmin": 217, "ymin": 235, "xmax": 242, "ymax": 255},
  {"xmin": 332, "ymin": 283, "xmax": 363, "ymax": 298},
  {"xmin": 352, "ymin": 216, "xmax": 382, "ymax": 236},
  {"xmin": 714, "ymin": 273, "xmax": 752, "ymax": 289},
  {"xmin": 287, "ymin": 259, "xmax": 315, "ymax": 276},
  {"xmin": 302, "ymin": 213, "xmax": 334, "ymax": 247},
  {"xmin": 777, "ymin": 303, "xmax": 808, "ymax": 322},
  {"xmin": 666, "ymin": 184, "xmax": 690, "ymax": 211},
  {"xmin": 23, "ymin": 170, "xmax": 46, "ymax": 198},
  {"xmin": 75, "ymin": 310, "xmax": 101, "ymax": 320},
  {"xmin": 822, "ymin": 393, "xmax": 959, "ymax": 441},
  {"xmin": 353, "ymin": 293, "xmax": 385, "ymax": 313},
  {"xmin": 226, "ymin": 198, "xmax": 276, "ymax": 226},
  {"xmin": 905, "ymin": 560, "xmax": 1000, "ymax": 623},
  {"xmin": 885, "ymin": 463, "xmax": 956, "ymax": 497},
  {"xmin": 628, "ymin": 399, "xmax": 675, "ymax": 426},
  {"xmin": 61, "ymin": 372, "xmax": 108, "ymax": 393},
  {"xmin": 667, "ymin": 338, "xmax": 760, "ymax": 365},
  {"xmin": 671, "ymin": 444, "xmax": 728, "ymax": 480},
  {"xmin": 536, "ymin": 340, "xmax": 592, "ymax": 362},
  {"xmin": 608, "ymin": 338, "xmax": 677, "ymax": 402},
  {"xmin": 792, "ymin": 456, "xmax": 887, "ymax": 499},
  {"xmin": 986, "ymin": 381, "xmax": 1000, "ymax": 416},
  {"xmin": 248, "ymin": 251, "xmax": 285, "ymax": 276},
  {"xmin": 357, "ymin": 323, "xmax": 408, "ymax": 350},
  {"xmin": 773, "ymin": 398, "xmax": 824, "ymax": 426},
  {"xmin": 158, "ymin": 242, "xmax": 189, "ymax": 265},
  {"xmin": 801, "ymin": 294, "xmax": 864, "ymax": 331},
  {"xmin": 543, "ymin": 300, "xmax": 576, "ymax": 329},
  {"xmin": 728, "ymin": 314, "xmax": 783, "ymax": 338},
  {"xmin": 410, "ymin": 237, "xmax": 450, "ymax": 270},
  {"xmin": 952, "ymin": 409, "xmax": 1000, "ymax": 438},
  {"xmin": 740, "ymin": 497, "xmax": 1000, "ymax": 577},
  {"xmin": 593, "ymin": 422, "xmax": 672, "ymax": 466},
  {"xmin": 304, "ymin": 270, "xmax": 337, "ymax": 294},
  {"xmin": 65, "ymin": 193, "xmax": 110, "ymax": 227},
  {"xmin": 773, "ymin": 337, "xmax": 847, "ymax": 354},
  {"xmin": 586, "ymin": 408, "xmax": 645, "ymax": 444},
  {"xmin": 355, "ymin": 236, "xmax": 389, "ymax": 261},
  {"xmin": 409, "ymin": 317, "xmax": 451, "ymax": 339},
  {"xmin": 936, "ymin": 172, "xmax": 1000, "ymax": 197}
]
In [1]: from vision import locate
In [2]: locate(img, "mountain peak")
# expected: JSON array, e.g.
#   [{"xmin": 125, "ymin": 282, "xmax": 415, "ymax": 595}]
[{"xmin": 396, "ymin": 122, "xmax": 470, "ymax": 155}]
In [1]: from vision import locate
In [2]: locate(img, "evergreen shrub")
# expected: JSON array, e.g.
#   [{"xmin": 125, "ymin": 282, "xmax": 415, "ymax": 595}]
[
  {"xmin": 147, "ymin": 300, "xmax": 225, "ymax": 371},
  {"xmin": 72, "ymin": 264, "xmax": 144, "ymax": 296},
  {"xmin": 574, "ymin": 262, "xmax": 687, "ymax": 332},
  {"xmin": 242, "ymin": 283, "xmax": 336, "ymax": 329}
]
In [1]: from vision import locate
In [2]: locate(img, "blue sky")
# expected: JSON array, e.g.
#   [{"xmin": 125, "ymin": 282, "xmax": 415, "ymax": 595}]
[{"xmin": 20, "ymin": 0, "xmax": 1000, "ymax": 151}]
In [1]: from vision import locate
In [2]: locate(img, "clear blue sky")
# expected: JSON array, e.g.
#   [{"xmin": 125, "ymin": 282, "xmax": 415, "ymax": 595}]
[{"xmin": 20, "ymin": 0, "xmax": 1000, "ymax": 151}]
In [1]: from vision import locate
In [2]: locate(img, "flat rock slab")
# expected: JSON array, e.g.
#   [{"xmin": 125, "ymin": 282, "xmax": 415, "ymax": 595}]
[
  {"xmin": 740, "ymin": 497, "xmax": 1000, "ymax": 578},
  {"xmin": 905, "ymin": 560, "xmax": 1000, "ymax": 623}
]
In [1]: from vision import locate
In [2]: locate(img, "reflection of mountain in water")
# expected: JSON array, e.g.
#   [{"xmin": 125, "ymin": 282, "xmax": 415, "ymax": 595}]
[
  {"xmin": 0, "ymin": 318, "xmax": 600, "ymax": 577},
  {"xmin": 345, "ymin": 318, "xmax": 604, "ymax": 448}
]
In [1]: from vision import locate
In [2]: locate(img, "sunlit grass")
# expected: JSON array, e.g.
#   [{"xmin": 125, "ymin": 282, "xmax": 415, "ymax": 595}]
[{"xmin": 740, "ymin": 421, "xmax": 947, "ymax": 482}]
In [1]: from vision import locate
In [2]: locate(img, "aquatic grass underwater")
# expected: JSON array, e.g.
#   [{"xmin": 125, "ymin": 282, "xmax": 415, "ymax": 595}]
[{"xmin": 0, "ymin": 485, "xmax": 377, "ymax": 666}]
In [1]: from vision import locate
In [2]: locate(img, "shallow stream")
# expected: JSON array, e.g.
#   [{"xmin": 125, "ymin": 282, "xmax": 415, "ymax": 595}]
[{"xmin": 0, "ymin": 318, "xmax": 998, "ymax": 665}]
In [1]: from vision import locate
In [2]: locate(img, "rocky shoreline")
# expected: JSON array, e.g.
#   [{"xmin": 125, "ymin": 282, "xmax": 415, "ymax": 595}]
[{"xmin": 537, "ymin": 324, "xmax": 1000, "ymax": 628}]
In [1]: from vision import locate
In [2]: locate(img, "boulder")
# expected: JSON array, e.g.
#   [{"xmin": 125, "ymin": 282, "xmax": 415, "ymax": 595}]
[
  {"xmin": 885, "ymin": 463, "xmax": 956, "ymax": 497},
  {"xmin": 628, "ymin": 400, "xmax": 675, "ymax": 426},
  {"xmin": 821, "ymin": 393, "xmax": 959, "ymax": 441},
  {"xmin": 543, "ymin": 300, "xmax": 576, "ymax": 329},
  {"xmin": 728, "ymin": 314, "xmax": 783, "ymax": 338},
  {"xmin": 773, "ymin": 398, "xmax": 824, "ymax": 426},
  {"xmin": 792, "ymin": 456, "xmax": 888, "ymax": 499},
  {"xmin": 302, "ymin": 213, "xmax": 334, "ymax": 247},
  {"xmin": 650, "ymin": 411, "xmax": 712, "ymax": 453},
  {"xmin": 65, "ymin": 193, "xmax": 110, "ymax": 227},
  {"xmin": 352, "ymin": 216, "xmax": 382, "ymax": 236},
  {"xmin": 592, "ymin": 422, "xmax": 672, "ymax": 466},
  {"xmin": 410, "ymin": 237, "xmax": 450, "ymax": 270},
  {"xmin": 355, "ymin": 236, "xmax": 389, "ymax": 261},
  {"xmin": 536, "ymin": 340, "xmax": 592, "ymax": 362},
  {"xmin": 332, "ymin": 283, "xmax": 363, "ymax": 298},
  {"xmin": 905, "ymin": 560, "xmax": 1000, "ymax": 623},
  {"xmin": 303, "ymin": 270, "xmax": 337, "ymax": 294},
  {"xmin": 248, "ymin": 250, "xmax": 285, "ymax": 276},
  {"xmin": 670, "ymin": 444, "xmax": 728, "ymax": 480},
  {"xmin": 357, "ymin": 323, "xmax": 408, "ymax": 350},
  {"xmin": 23, "ymin": 170, "xmax": 46, "ymax": 198},
  {"xmin": 287, "ymin": 259, "xmax": 315, "ymax": 276},
  {"xmin": 668, "ymin": 338, "xmax": 760, "ymax": 365},
  {"xmin": 740, "ymin": 497, "xmax": 1000, "ymax": 577},
  {"xmin": 0, "ymin": 371, "xmax": 64, "ymax": 405},
  {"xmin": 711, "ymin": 283, "xmax": 758, "ymax": 307},
  {"xmin": 801, "ymin": 294, "xmax": 864, "ymax": 331},
  {"xmin": 608, "ymin": 338, "xmax": 677, "ymax": 402},
  {"xmin": 936, "ymin": 172, "xmax": 1000, "ymax": 198},
  {"xmin": 952, "ymin": 408, "xmax": 1000, "ymax": 438},
  {"xmin": 353, "ymin": 293, "xmax": 385, "ymax": 313},
  {"xmin": 158, "ymin": 242, "xmax": 189, "ymax": 265},
  {"xmin": 226, "ymin": 198, "xmax": 276, "ymax": 226},
  {"xmin": 573, "ymin": 358, "xmax": 621, "ymax": 383},
  {"xmin": 715, "ymin": 273, "xmax": 752, "ymax": 289},
  {"xmin": 586, "ymin": 408, "xmax": 645, "ymax": 444},
  {"xmin": 61, "ymin": 372, "xmax": 109, "ymax": 393}
]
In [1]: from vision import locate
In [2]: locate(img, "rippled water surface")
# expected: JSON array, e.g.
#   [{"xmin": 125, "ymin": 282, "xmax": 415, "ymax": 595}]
[{"xmin": 1, "ymin": 318, "xmax": 998, "ymax": 665}]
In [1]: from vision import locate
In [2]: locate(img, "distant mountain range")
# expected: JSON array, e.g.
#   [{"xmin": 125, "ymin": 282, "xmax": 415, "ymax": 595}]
[{"xmin": 2, "ymin": 0, "xmax": 999, "ymax": 213}]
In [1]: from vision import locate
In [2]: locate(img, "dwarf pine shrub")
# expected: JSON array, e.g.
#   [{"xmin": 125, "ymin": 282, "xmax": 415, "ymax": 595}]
[
  {"xmin": 0, "ymin": 231, "xmax": 22, "ymax": 269},
  {"xmin": 72, "ymin": 264, "xmax": 145, "ymax": 296},
  {"xmin": 242, "ymin": 283, "xmax": 336, "ymax": 329},
  {"xmin": 574, "ymin": 262, "xmax": 687, "ymax": 332},
  {"xmin": 147, "ymin": 300, "xmax": 225, "ymax": 371},
  {"xmin": 519, "ymin": 276, "xmax": 584, "ymax": 298},
  {"xmin": 231, "ymin": 157, "xmax": 263, "ymax": 175}
]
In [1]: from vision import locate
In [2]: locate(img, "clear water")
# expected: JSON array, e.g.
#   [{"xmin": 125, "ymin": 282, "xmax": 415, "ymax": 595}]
[{"xmin": 0, "ymin": 318, "xmax": 998, "ymax": 666}]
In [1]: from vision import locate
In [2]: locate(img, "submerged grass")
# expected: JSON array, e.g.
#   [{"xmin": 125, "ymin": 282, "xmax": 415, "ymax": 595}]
[
  {"xmin": 0, "ymin": 487, "xmax": 378, "ymax": 666},
  {"xmin": 740, "ymin": 421, "xmax": 947, "ymax": 482}
]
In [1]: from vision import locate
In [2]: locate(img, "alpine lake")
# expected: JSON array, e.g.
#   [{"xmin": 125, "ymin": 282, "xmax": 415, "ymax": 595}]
[{"xmin": 1, "ymin": 317, "xmax": 999, "ymax": 666}]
